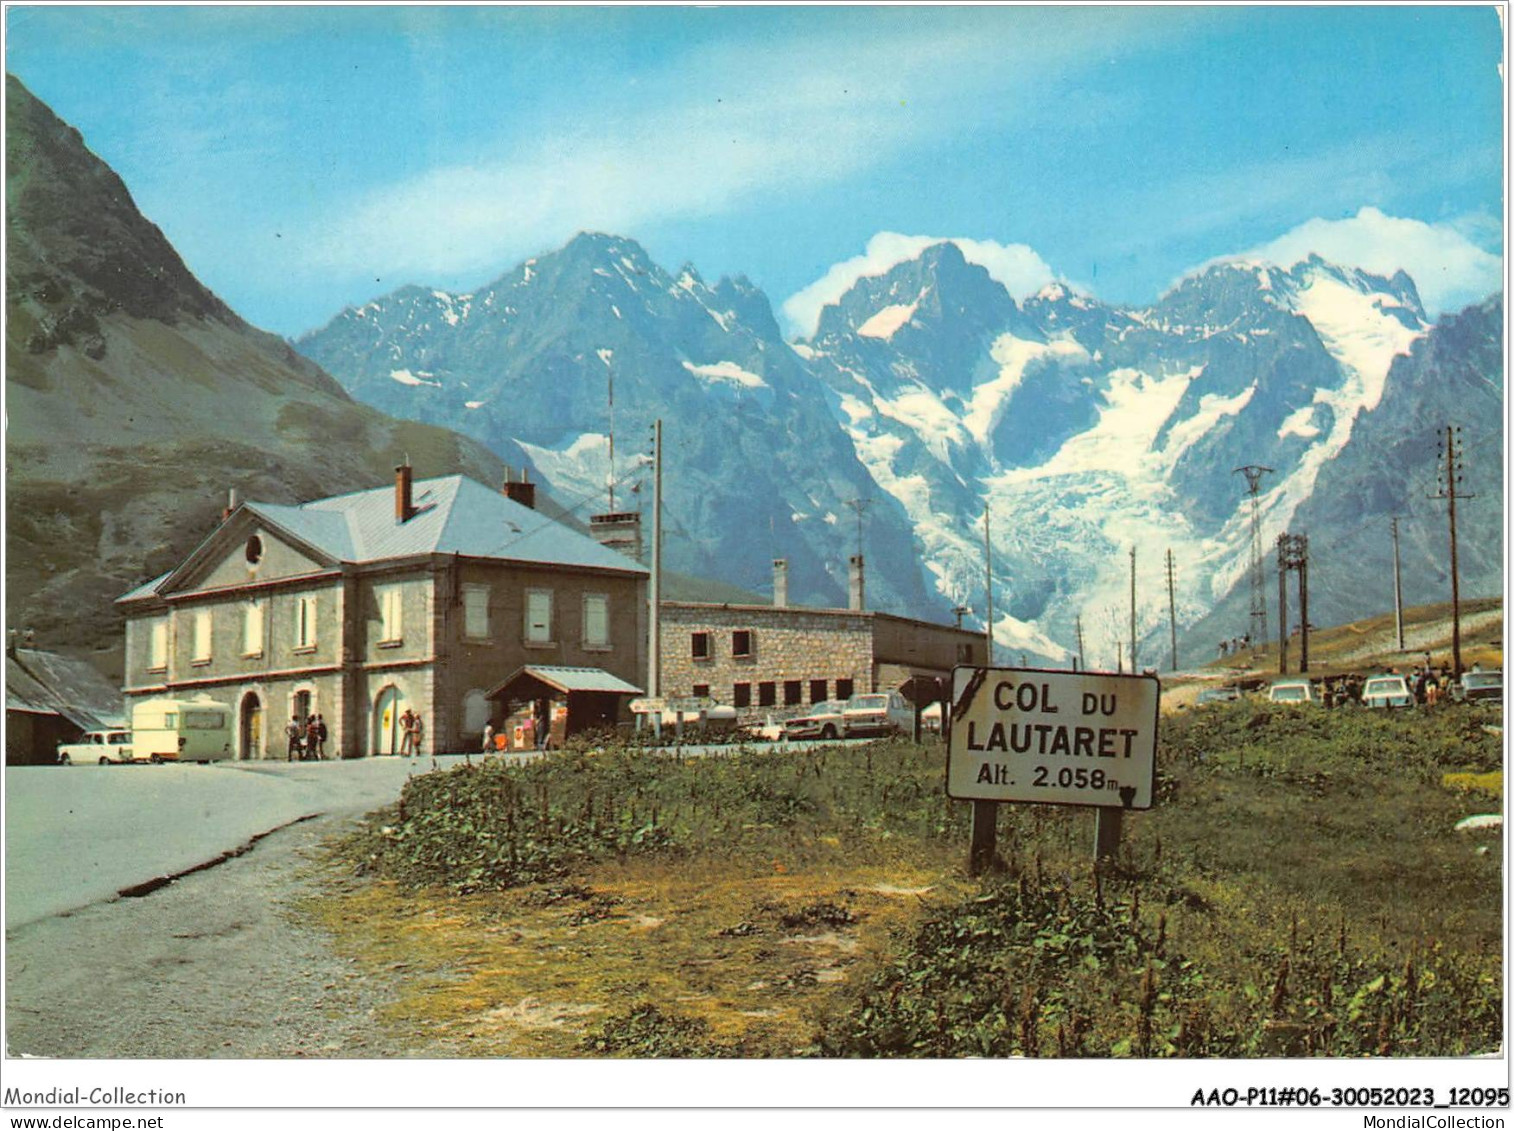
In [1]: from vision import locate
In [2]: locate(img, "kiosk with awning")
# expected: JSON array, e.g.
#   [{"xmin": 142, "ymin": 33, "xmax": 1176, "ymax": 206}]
[{"xmin": 487, "ymin": 665, "xmax": 644, "ymax": 748}]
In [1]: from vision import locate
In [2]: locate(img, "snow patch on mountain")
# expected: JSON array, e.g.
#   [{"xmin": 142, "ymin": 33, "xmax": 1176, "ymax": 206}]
[
  {"xmin": 517, "ymin": 433, "xmax": 611, "ymax": 503},
  {"xmin": 1007, "ymin": 366, "xmax": 1199, "ymax": 479},
  {"xmin": 858, "ymin": 300, "xmax": 919, "ymax": 340},
  {"xmin": 1277, "ymin": 405, "xmax": 1321, "ymax": 440},
  {"xmin": 681, "ymin": 360, "xmax": 768, "ymax": 389},
  {"xmin": 390, "ymin": 368, "xmax": 441, "ymax": 387},
  {"xmin": 1156, "ymin": 382, "xmax": 1256, "ymax": 472},
  {"xmin": 964, "ymin": 333, "xmax": 1090, "ymax": 453},
  {"xmin": 1291, "ymin": 273, "xmax": 1422, "ymax": 416},
  {"xmin": 874, "ymin": 387, "xmax": 970, "ymax": 462}
]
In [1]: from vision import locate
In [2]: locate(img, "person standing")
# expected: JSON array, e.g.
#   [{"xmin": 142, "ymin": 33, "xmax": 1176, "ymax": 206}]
[
  {"xmin": 535, "ymin": 699, "xmax": 551, "ymax": 751},
  {"xmin": 314, "ymin": 713, "xmax": 328, "ymax": 759},
  {"xmin": 285, "ymin": 715, "xmax": 301, "ymax": 762},
  {"xmin": 479, "ymin": 722, "xmax": 495, "ymax": 763}
]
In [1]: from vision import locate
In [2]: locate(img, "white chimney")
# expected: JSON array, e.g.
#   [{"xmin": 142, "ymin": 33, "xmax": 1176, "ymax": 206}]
[
  {"xmin": 848, "ymin": 554, "xmax": 865, "ymax": 612},
  {"xmin": 773, "ymin": 559, "xmax": 789, "ymax": 608}
]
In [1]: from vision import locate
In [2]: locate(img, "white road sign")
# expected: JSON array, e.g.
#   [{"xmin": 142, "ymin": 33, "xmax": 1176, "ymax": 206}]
[{"xmin": 946, "ymin": 666, "xmax": 1160, "ymax": 809}]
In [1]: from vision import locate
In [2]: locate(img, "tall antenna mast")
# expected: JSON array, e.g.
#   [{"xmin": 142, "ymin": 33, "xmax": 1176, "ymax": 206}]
[
  {"xmin": 845, "ymin": 497, "xmax": 872, "ymax": 559},
  {"xmin": 1233, "ymin": 465, "xmax": 1274, "ymax": 657},
  {"xmin": 606, "ymin": 366, "xmax": 616, "ymax": 512}
]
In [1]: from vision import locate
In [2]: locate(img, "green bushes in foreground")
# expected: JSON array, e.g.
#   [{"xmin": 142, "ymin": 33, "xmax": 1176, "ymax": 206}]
[
  {"xmin": 811, "ymin": 874, "xmax": 1501, "ymax": 1058},
  {"xmin": 347, "ymin": 709, "xmax": 1502, "ymax": 1056},
  {"xmin": 360, "ymin": 738, "xmax": 966, "ymax": 893}
]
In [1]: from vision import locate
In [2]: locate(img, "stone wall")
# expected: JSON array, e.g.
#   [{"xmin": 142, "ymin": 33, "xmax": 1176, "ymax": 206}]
[{"xmin": 660, "ymin": 603, "xmax": 874, "ymax": 717}]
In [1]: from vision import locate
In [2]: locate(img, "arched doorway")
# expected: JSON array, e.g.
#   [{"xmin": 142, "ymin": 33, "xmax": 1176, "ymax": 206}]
[
  {"xmin": 239, "ymin": 692, "xmax": 263, "ymax": 760},
  {"xmin": 372, "ymin": 685, "xmax": 404, "ymax": 756}
]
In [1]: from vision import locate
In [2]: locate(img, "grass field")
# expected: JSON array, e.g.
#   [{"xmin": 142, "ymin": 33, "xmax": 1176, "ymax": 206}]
[{"xmin": 312, "ymin": 697, "xmax": 1503, "ymax": 1058}]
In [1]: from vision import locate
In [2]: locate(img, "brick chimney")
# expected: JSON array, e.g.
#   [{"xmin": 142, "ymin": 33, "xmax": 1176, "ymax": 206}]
[
  {"xmin": 502, "ymin": 466, "xmax": 536, "ymax": 510},
  {"xmin": 772, "ymin": 558, "xmax": 789, "ymax": 608},
  {"xmin": 395, "ymin": 463, "xmax": 414, "ymax": 522},
  {"xmin": 848, "ymin": 554, "xmax": 865, "ymax": 612}
]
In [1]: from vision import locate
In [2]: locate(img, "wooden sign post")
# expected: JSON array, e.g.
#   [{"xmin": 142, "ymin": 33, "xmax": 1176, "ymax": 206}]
[{"xmin": 946, "ymin": 666, "xmax": 1160, "ymax": 875}]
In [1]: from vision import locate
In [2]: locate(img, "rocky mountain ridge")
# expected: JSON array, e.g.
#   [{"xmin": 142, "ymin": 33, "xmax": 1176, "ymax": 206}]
[{"xmin": 301, "ymin": 232, "xmax": 1501, "ymax": 666}]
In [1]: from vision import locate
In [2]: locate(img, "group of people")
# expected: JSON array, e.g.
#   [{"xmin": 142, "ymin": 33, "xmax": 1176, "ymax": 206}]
[
  {"xmin": 282, "ymin": 703, "xmax": 561, "ymax": 764},
  {"xmin": 284, "ymin": 713, "xmax": 328, "ymax": 761},
  {"xmin": 397, "ymin": 708, "xmax": 426, "ymax": 758},
  {"xmin": 1217, "ymin": 635, "xmax": 1254, "ymax": 658},
  {"xmin": 1320, "ymin": 655, "xmax": 1471, "ymax": 708}
]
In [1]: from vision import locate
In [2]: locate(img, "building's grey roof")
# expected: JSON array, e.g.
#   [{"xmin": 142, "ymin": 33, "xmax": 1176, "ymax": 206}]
[
  {"xmin": 490, "ymin": 665, "xmax": 644, "ymax": 698},
  {"xmin": 249, "ymin": 475, "xmax": 647, "ymax": 575},
  {"xmin": 118, "ymin": 572, "xmax": 172, "ymax": 604},
  {"xmin": 5, "ymin": 649, "xmax": 124, "ymax": 729},
  {"xmin": 120, "ymin": 475, "xmax": 648, "ymax": 603}
]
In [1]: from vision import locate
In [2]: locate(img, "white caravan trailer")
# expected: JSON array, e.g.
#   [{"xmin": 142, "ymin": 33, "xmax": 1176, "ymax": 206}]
[{"xmin": 130, "ymin": 697, "xmax": 234, "ymax": 763}]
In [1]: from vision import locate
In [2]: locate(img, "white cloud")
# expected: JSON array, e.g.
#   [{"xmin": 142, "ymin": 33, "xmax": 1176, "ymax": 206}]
[
  {"xmin": 298, "ymin": 8, "xmax": 1202, "ymax": 288},
  {"xmin": 1239, "ymin": 207, "xmax": 1502, "ymax": 316},
  {"xmin": 782, "ymin": 233, "xmax": 1061, "ymax": 339}
]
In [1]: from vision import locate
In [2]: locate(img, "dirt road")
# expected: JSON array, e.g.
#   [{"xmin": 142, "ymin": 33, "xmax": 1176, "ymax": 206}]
[{"xmin": 5, "ymin": 814, "xmax": 411, "ymax": 1059}]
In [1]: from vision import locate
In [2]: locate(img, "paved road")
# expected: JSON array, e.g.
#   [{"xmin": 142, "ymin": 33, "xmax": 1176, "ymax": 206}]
[
  {"xmin": 4, "ymin": 740, "xmax": 855, "ymax": 929},
  {"xmin": 4, "ymin": 754, "xmax": 500, "ymax": 929}
]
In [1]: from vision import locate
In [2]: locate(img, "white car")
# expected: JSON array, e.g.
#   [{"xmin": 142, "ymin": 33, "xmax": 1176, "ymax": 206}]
[
  {"xmin": 1362, "ymin": 675, "xmax": 1413, "ymax": 709},
  {"xmin": 57, "ymin": 730, "xmax": 135, "ymax": 765},
  {"xmin": 782, "ymin": 700, "xmax": 848, "ymax": 741},
  {"xmin": 1267, "ymin": 680, "xmax": 1317, "ymax": 705},
  {"xmin": 841, "ymin": 691, "xmax": 914, "ymax": 737}
]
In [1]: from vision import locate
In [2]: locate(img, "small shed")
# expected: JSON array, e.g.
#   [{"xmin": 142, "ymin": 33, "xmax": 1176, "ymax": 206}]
[
  {"xmin": 488, "ymin": 665, "xmax": 644, "ymax": 746},
  {"xmin": 6, "ymin": 646, "xmax": 125, "ymax": 765}
]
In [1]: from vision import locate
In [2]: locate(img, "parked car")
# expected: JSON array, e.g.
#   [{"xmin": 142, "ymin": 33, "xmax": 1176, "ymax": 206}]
[
  {"xmin": 57, "ymin": 729, "xmax": 134, "ymax": 765},
  {"xmin": 842, "ymin": 691, "xmax": 914, "ymax": 737},
  {"xmin": 1362, "ymin": 675, "xmax": 1413, "ymax": 709},
  {"xmin": 1196, "ymin": 686, "xmax": 1241, "ymax": 706},
  {"xmin": 782, "ymin": 700, "xmax": 848, "ymax": 741},
  {"xmin": 1450, "ymin": 670, "xmax": 1502, "ymax": 704},
  {"xmin": 1267, "ymin": 680, "xmax": 1318, "ymax": 705}
]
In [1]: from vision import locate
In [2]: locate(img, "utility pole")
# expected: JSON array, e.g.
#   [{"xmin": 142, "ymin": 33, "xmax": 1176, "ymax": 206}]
[
  {"xmin": 1299, "ymin": 534, "xmax": 1309, "ymax": 673},
  {"xmin": 1277, "ymin": 535, "xmax": 1289, "ymax": 675},
  {"xmin": 1234, "ymin": 465, "xmax": 1274, "ymax": 657},
  {"xmin": 1075, "ymin": 614, "xmax": 1085, "ymax": 672},
  {"xmin": 648, "ymin": 420, "xmax": 663, "ymax": 696},
  {"xmin": 1390, "ymin": 517, "xmax": 1405, "ymax": 652},
  {"xmin": 1128, "ymin": 546, "xmax": 1138, "ymax": 673},
  {"xmin": 1276, "ymin": 533, "xmax": 1310, "ymax": 675},
  {"xmin": 1165, "ymin": 549, "xmax": 1178, "ymax": 671},
  {"xmin": 983, "ymin": 506, "xmax": 994, "ymax": 667},
  {"xmin": 1433, "ymin": 426, "xmax": 1474, "ymax": 678}
]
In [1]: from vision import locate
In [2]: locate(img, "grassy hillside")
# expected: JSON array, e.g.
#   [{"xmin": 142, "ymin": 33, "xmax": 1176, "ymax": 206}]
[{"xmin": 316, "ymin": 703, "xmax": 1503, "ymax": 1057}]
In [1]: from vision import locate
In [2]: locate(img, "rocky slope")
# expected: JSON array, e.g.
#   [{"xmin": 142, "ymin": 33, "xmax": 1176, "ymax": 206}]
[{"xmin": 297, "ymin": 233, "xmax": 933, "ymax": 614}]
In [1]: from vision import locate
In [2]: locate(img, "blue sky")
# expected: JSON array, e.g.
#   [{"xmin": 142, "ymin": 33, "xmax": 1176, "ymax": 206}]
[{"xmin": 6, "ymin": 5, "xmax": 1504, "ymax": 338}]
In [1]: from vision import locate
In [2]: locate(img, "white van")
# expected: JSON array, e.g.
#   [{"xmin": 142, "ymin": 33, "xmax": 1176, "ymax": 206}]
[{"xmin": 130, "ymin": 697, "xmax": 234, "ymax": 763}]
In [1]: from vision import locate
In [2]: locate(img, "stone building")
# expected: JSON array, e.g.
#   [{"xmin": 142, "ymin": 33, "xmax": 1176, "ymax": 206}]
[
  {"xmin": 659, "ymin": 559, "xmax": 982, "ymax": 717},
  {"xmin": 117, "ymin": 469, "xmax": 647, "ymax": 759}
]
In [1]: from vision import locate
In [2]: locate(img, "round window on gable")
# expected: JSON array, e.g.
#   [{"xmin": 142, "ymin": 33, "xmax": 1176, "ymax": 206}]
[{"xmin": 246, "ymin": 535, "xmax": 263, "ymax": 564}]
